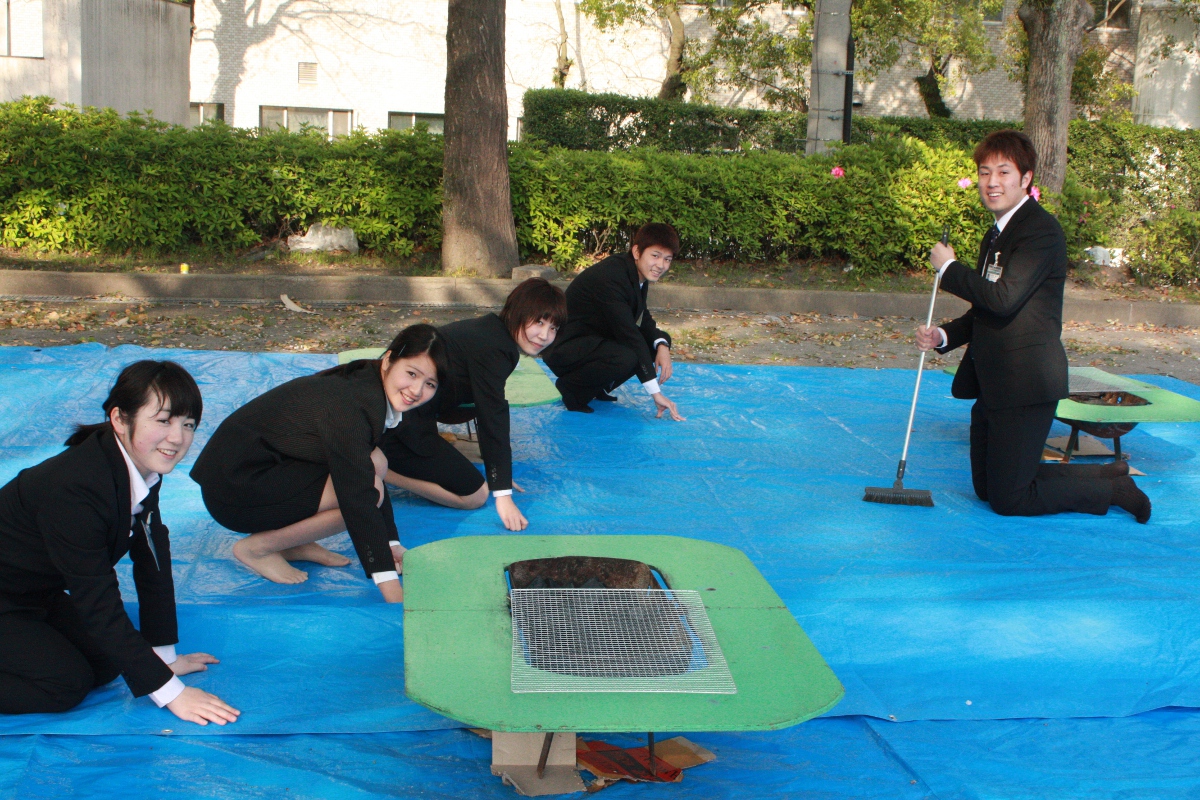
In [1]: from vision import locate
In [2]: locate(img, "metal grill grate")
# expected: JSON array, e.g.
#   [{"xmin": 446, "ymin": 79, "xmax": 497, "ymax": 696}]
[
  {"xmin": 1069, "ymin": 373, "xmax": 1126, "ymax": 394},
  {"xmin": 509, "ymin": 588, "xmax": 736, "ymax": 694}
]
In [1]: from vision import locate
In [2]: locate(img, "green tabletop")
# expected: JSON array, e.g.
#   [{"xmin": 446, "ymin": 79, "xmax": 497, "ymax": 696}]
[
  {"xmin": 943, "ymin": 365, "xmax": 1200, "ymax": 424},
  {"xmin": 338, "ymin": 349, "xmax": 561, "ymax": 408},
  {"xmin": 403, "ymin": 535, "xmax": 844, "ymax": 733}
]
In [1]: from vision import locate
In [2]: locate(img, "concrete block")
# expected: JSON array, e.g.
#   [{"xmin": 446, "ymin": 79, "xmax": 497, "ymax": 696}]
[
  {"xmin": 287, "ymin": 223, "xmax": 359, "ymax": 255},
  {"xmin": 512, "ymin": 265, "xmax": 559, "ymax": 281}
]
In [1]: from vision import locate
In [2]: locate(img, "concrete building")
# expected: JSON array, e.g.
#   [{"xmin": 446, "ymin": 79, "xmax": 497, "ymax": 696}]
[{"xmin": 0, "ymin": 0, "xmax": 192, "ymax": 125}]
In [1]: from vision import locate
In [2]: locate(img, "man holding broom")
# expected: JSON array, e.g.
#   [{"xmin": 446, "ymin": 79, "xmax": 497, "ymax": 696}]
[{"xmin": 916, "ymin": 129, "xmax": 1151, "ymax": 522}]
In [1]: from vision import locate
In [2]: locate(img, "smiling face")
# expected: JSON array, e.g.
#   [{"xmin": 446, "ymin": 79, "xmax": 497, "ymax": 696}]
[
  {"xmin": 514, "ymin": 317, "xmax": 559, "ymax": 356},
  {"xmin": 380, "ymin": 352, "xmax": 440, "ymax": 413},
  {"xmin": 977, "ymin": 154, "xmax": 1033, "ymax": 218},
  {"xmin": 110, "ymin": 394, "xmax": 196, "ymax": 479},
  {"xmin": 632, "ymin": 244, "xmax": 674, "ymax": 283}
]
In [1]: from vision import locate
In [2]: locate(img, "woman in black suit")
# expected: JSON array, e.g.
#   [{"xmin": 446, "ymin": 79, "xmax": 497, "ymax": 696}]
[
  {"xmin": 0, "ymin": 361, "xmax": 239, "ymax": 725},
  {"xmin": 380, "ymin": 278, "xmax": 567, "ymax": 531},
  {"xmin": 191, "ymin": 324, "xmax": 446, "ymax": 599}
]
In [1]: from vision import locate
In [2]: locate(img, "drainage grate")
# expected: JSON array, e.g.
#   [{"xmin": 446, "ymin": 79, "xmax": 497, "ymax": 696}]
[{"xmin": 509, "ymin": 588, "xmax": 736, "ymax": 694}]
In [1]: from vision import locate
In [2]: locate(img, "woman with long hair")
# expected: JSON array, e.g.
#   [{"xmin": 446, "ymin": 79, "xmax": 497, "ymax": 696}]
[
  {"xmin": 380, "ymin": 278, "xmax": 567, "ymax": 531},
  {"xmin": 0, "ymin": 361, "xmax": 239, "ymax": 725},
  {"xmin": 191, "ymin": 324, "xmax": 447, "ymax": 600}
]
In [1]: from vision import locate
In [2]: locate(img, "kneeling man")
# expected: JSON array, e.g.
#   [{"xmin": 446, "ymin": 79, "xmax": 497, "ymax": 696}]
[
  {"xmin": 545, "ymin": 223, "xmax": 684, "ymax": 420},
  {"xmin": 918, "ymin": 129, "xmax": 1150, "ymax": 522}
]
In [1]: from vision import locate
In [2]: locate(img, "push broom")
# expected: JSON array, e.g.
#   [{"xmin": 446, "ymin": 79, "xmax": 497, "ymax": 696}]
[{"xmin": 862, "ymin": 229, "xmax": 949, "ymax": 507}]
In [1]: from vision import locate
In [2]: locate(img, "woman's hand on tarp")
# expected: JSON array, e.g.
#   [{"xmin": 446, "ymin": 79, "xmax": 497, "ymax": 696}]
[
  {"xmin": 495, "ymin": 495, "xmax": 528, "ymax": 531},
  {"xmin": 170, "ymin": 652, "xmax": 220, "ymax": 676},
  {"xmin": 378, "ymin": 578, "xmax": 404, "ymax": 604},
  {"xmin": 167, "ymin": 687, "xmax": 241, "ymax": 726}
]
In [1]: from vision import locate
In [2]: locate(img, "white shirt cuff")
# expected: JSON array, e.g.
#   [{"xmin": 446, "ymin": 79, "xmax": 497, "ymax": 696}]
[
  {"xmin": 372, "ymin": 571, "xmax": 399, "ymax": 585},
  {"xmin": 642, "ymin": 379, "xmax": 661, "ymax": 395},
  {"xmin": 937, "ymin": 258, "xmax": 955, "ymax": 276},
  {"xmin": 653, "ymin": 338, "xmax": 669, "ymax": 350},
  {"xmin": 937, "ymin": 327, "xmax": 948, "ymax": 349},
  {"xmin": 492, "ymin": 489, "xmax": 513, "ymax": 498},
  {"xmin": 388, "ymin": 540, "xmax": 400, "ymax": 548},
  {"xmin": 153, "ymin": 644, "xmax": 178, "ymax": 665},
  {"xmin": 149, "ymin": 675, "xmax": 186, "ymax": 708}
]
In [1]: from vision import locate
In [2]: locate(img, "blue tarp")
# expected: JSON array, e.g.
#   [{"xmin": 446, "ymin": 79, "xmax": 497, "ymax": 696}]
[{"xmin": 1, "ymin": 344, "xmax": 1199, "ymax": 797}]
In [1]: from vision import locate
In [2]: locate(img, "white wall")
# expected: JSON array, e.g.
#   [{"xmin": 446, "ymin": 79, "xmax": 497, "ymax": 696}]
[
  {"xmin": 0, "ymin": 0, "xmax": 82, "ymax": 105},
  {"xmin": 80, "ymin": 0, "xmax": 191, "ymax": 125},
  {"xmin": 1133, "ymin": 1, "xmax": 1199, "ymax": 129}
]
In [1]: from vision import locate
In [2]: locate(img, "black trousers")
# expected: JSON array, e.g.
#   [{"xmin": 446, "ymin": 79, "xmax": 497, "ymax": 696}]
[
  {"xmin": 0, "ymin": 591, "xmax": 120, "ymax": 714},
  {"xmin": 970, "ymin": 399, "xmax": 1111, "ymax": 517},
  {"xmin": 544, "ymin": 337, "xmax": 639, "ymax": 402},
  {"xmin": 378, "ymin": 428, "xmax": 485, "ymax": 497}
]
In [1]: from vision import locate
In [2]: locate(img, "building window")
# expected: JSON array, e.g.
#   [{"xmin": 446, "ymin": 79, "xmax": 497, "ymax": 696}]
[
  {"xmin": 189, "ymin": 103, "xmax": 225, "ymax": 127},
  {"xmin": 983, "ymin": 1, "xmax": 1004, "ymax": 22},
  {"xmin": 260, "ymin": 106, "xmax": 352, "ymax": 138},
  {"xmin": 1094, "ymin": 0, "xmax": 1129, "ymax": 28},
  {"xmin": 298, "ymin": 62, "xmax": 318, "ymax": 85},
  {"xmin": 2, "ymin": 0, "xmax": 44, "ymax": 58},
  {"xmin": 388, "ymin": 112, "xmax": 444, "ymax": 134}
]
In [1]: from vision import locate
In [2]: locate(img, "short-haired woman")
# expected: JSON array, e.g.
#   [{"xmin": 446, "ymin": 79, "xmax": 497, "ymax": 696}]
[
  {"xmin": 380, "ymin": 278, "xmax": 567, "ymax": 532},
  {"xmin": 0, "ymin": 361, "xmax": 240, "ymax": 726},
  {"xmin": 191, "ymin": 324, "xmax": 447, "ymax": 598}
]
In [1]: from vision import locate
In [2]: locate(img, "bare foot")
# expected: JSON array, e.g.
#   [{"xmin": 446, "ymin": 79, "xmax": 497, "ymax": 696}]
[
  {"xmin": 233, "ymin": 538, "xmax": 309, "ymax": 584},
  {"xmin": 279, "ymin": 542, "xmax": 352, "ymax": 567}
]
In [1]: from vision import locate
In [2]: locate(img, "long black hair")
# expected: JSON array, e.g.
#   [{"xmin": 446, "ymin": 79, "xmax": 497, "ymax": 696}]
[
  {"xmin": 382, "ymin": 323, "xmax": 449, "ymax": 384},
  {"xmin": 65, "ymin": 360, "xmax": 203, "ymax": 447}
]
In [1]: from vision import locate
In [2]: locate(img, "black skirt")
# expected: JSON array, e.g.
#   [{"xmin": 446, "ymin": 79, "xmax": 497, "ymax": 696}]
[{"xmin": 378, "ymin": 429, "xmax": 485, "ymax": 498}]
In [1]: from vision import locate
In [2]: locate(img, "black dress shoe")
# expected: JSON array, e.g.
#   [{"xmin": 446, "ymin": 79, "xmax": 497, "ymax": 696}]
[
  {"xmin": 555, "ymin": 379, "xmax": 595, "ymax": 413},
  {"xmin": 594, "ymin": 391, "xmax": 619, "ymax": 402},
  {"xmin": 562, "ymin": 398, "xmax": 594, "ymax": 413}
]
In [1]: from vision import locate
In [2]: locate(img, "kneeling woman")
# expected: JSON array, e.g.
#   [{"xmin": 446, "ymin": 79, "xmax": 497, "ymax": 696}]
[
  {"xmin": 380, "ymin": 278, "xmax": 566, "ymax": 531},
  {"xmin": 0, "ymin": 361, "xmax": 239, "ymax": 725},
  {"xmin": 191, "ymin": 325, "xmax": 445, "ymax": 600}
]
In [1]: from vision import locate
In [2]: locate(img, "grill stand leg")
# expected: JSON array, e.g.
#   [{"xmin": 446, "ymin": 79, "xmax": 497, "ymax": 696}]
[
  {"xmin": 1062, "ymin": 426, "xmax": 1080, "ymax": 464},
  {"xmin": 536, "ymin": 732, "xmax": 554, "ymax": 779},
  {"xmin": 1113, "ymin": 435, "xmax": 1123, "ymax": 461},
  {"xmin": 647, "ymin": 732, "xmax": 655, "ymax": 777}
]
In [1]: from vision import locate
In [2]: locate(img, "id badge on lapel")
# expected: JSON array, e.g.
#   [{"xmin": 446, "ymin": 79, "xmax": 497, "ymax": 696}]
[{"xmin": 984, "ymin": 251, "xmax": 1003, "ymax": 283}]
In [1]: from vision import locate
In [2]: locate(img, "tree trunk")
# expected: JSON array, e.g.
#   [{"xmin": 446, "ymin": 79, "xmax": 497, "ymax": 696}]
[
  {"xmin": 658, "ymin": 2, "xmax": 687, "ymax": 100},
  {"xmin": 552, "ymin": 0, "xmax": 572, "ymax": 88},
  {"xmin": 1018, "ymin": 0, "xmax": 1094, "ymax": 194},
  {"xmin": 914, "ymin": 62, "xmax": 952, "ymax": 118},
  {"xmin": 442, "ymin": 0, "xmax": 520, "ymax": 276}
]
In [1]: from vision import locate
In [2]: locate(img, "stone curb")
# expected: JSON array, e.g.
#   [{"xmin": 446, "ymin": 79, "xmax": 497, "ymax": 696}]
[{"xmin": 1, "ymin": 269, "xmax": 1198, "ymax": 327}]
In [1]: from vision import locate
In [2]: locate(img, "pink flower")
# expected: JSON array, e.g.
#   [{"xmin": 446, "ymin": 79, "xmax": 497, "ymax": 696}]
[
  {"xmin": 957, "ymin": 177, "xmax": 973, "ymax": 189},
  {"xmin": 830, "ymin": 166, "xmax": 845, "ymax": 178},
  {"xmin": 1030, "ymin": 186, "xmax": 1041, "ymax": 201}
]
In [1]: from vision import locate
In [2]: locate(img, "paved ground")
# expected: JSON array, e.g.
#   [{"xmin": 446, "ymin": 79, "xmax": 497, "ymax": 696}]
[{"xmin": 2, "ymin": 298, "xmax": 1197, "ymax": 383}]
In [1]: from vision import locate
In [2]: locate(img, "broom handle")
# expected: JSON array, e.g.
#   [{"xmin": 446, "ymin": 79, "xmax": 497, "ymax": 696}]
[{"xmin": 898, "ymin": 266, "xmax": 943, "ymax": 472}]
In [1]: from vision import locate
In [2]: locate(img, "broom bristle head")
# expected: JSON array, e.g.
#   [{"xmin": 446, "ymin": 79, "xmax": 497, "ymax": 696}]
[{"xmin": 863, "ymin": 486, "xmax": 934, "ymax": 507}]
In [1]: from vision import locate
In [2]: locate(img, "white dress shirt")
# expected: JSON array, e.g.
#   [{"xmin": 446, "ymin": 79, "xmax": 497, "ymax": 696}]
[
  {"xmin": 934, "ymin": 194, "xmax": 1031, "ymax": 348},
  {"xmin": 113, "ymin": 438, "xmax": 184, "ymax": 707}
]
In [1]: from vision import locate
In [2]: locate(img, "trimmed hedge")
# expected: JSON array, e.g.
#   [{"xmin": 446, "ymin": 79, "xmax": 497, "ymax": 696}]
[
  {"xmin": 0, "ymin": 98, "xmax": 443, "ymax": 255},
  {"xmin": 3, "ymin": 96, "xmax": 1197, "ymax": 284},
  {"xmin": 521, "ymin": 88, "xmax": 1016, "ymax": 153}
]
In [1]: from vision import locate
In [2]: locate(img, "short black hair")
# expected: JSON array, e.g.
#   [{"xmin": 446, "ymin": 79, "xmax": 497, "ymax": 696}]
[
  {"xmin": 499, "ymin": 278, "xmax": 568, "ymax": 341},
  {"xmin": 973, "ymin": 130, "xmax": 1037, "ymax": 192},
  {"xmin": 632, "ymin": 223, "xmax": 680, "ymax": 255}
]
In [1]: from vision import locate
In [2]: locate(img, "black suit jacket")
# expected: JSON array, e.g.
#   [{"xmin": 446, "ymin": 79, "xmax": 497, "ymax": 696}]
[
  {"xmin": 0, "ymin": 428, "xmax": 177, "ymax": 697},
  {"xmin": 191, "ymin": 359, "xmax": 397, "ymax": 576},
  {"xmin": 548, "ymin": 251, "xmax": 672, "ymax": 384},
  {"xmin": 937, "ymin": 198, "xmax": 1069, "ymax": 410},
  {"xmin": 383, "ymin": 313, "xmax": 519, "ymax": 492}
]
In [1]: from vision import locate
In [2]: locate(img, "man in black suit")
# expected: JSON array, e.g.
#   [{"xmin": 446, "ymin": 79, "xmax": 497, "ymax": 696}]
[
  {"xmin": 917, "ymin": 130, "xmax": 1150, "ymax": 522},
  {"xmin": 544, "ymin": 223, "xmax": 685, "ymax": 420}
]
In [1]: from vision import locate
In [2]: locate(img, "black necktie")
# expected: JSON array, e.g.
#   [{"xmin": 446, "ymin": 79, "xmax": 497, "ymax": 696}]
[{"xmin": 980, "ymin": 224, "xmax": 1001, "ymax": 270}]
